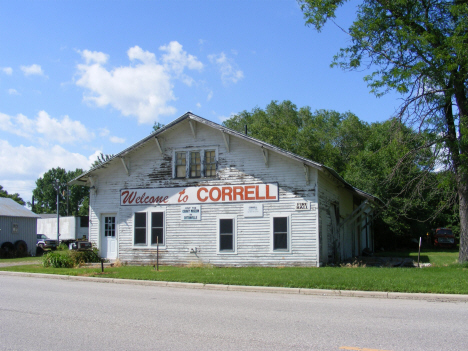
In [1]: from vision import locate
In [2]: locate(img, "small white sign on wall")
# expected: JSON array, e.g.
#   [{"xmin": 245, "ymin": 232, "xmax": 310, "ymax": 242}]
[
  {"xmin": 181, "ymin": 205, "xmax": 201, "ymax": 220},
  {"xmin": 295, "ymin": 202, "xmax": 310, "ymax": 211},
  {"xmin": 244, "ymin": 203, "xmax": 263, "ymax": 218}
]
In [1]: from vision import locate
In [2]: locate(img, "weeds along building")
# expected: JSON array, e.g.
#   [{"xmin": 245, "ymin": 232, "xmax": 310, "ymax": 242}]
[{"xmin": 70, "ymin": 113, "xmax": 380, "ymax": 266}]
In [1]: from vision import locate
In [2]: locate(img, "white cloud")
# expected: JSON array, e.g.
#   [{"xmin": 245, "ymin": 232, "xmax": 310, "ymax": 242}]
[
  {"xmin": 99, "ymin": 128, "xmax": 110, "ymax": 137},
  {"xmin": 207, "ymin": 90, "xmax": 213, "ymax": 101},
  {"xmin": 75, "ymin": 43, "xmax": 204, "ymax": 124},
  {"xmin": 0, "ymin": 140, "xmax": 95, "ymax": 204},
  {"xmin": 160, "ymin": 41, "xmax": 204, "ymax": 76},
  {"xmin": 196, "ymin": 102, "xmax": 201, "ymax": 108},
  {"xmin": 79, "ymin": 49, "xmax": 109, "ymax": 64},
  {"xmin": 128, "ymin": 46, "xmax": 156, "ymax": 64},
  {"xmin": 36, "ymin": 111, "xmax": 94, "ymax": 143},
  {"xmin": 0, "ymin": 110, "xmax": 94, "ymax": 144},
  {"xmin": 208, "ymin": 52, "xmax": 244, "ymax": 85},
  {"xmin": 8, "ymin": 88, "xmax": 19, "ymax": 95},
  {"xmin": 110, "ymin": 136, "xmax": 126, "ymax": 143},
  {"xmin": 98, "ymin": 127, "xmax": 125, "ymax": 143},
  {"xmin": 2, "ymin": 67, "xmax": 12, "ymax": 75},
  {"xmin": 20, "ymin": 64, "xmax": 45, "ymax": 76}
]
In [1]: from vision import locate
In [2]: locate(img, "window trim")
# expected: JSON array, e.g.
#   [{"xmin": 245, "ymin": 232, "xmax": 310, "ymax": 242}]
[
  {"xmin": 132, "ymin": 208, "xmax": 166, "ymax": 249},
  {"xmin": 172, "ymin": 147, "xmax": 218, "ymax": 179},
  {"xmin": 216, "ymin": 214, "xmax": 237, "ymax": 255},
  {"xmin": 270, "ymin": 213, "xmax": 291, "ymax": 253}
]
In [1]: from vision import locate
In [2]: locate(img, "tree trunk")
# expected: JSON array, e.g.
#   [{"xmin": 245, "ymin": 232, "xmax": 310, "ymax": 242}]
[
  {"xmin": 454, "ymin": 79, "xmax": 468, "ymax": 263},
  {"xmin": 458, "ymin": 175, "xmax": 468, "ymax": 263}
]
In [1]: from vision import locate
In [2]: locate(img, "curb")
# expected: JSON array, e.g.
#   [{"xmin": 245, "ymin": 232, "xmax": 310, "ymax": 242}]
[{"xmin": 1, "ymin": 270, "xmax": 467, "ymax": 302}]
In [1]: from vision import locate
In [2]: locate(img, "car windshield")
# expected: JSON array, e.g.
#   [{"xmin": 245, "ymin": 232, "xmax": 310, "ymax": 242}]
[
  {"xmin": 437, "ymin": 229, "xmax": 453, "ymax": 235},
  {"xmin": 37, "ymin": 234, "xmax": 47, "ymax": 239}
]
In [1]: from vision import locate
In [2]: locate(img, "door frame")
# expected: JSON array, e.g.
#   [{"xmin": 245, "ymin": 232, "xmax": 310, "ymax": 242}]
[{"xmin": 100, "ymin": 213, "xmax": 118, "ymax": 259}]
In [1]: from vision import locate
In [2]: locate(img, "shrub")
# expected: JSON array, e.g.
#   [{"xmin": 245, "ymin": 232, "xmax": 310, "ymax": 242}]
[
  {"xmin": 42, "ymin": 248, "xmax": 101, "ymax": 268},
  {"xmin": 57, "ymin": 243, "xmax": 69, "ymax": 251},
  {"xmin": 42, "ymin": 251, "xmax": 74, "ymax": 268},
  {"xmin": 69, "ymin": 249, "xmax": 101, "ymax": 265}
]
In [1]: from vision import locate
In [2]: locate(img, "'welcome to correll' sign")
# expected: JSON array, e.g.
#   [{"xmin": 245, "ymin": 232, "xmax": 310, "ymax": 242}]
[{"xmin": 120, "ymin": 183, "xmax": 279, "ymax": 206}]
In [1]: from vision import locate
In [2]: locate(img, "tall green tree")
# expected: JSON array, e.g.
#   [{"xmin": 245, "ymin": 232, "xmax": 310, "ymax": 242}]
[
  {"xmin": 299, "ymin": 0, "xmax": 468, "ymax": 262},
  {"xmin": 30, "ymin": 168, "xmax": 89, "ymax": 216},
  {"xmin": 0, "ymin": 185, "xmax": 25, "ymax": 206},
  {"xmin": 223, "ymin": 100, "xmax": 369, "ymax": 175}
]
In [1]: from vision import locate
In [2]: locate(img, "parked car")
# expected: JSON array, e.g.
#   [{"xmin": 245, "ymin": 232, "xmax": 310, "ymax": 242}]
[
  {"xmin": 430, "ymin": 228, "xmax": 456, "ymax": 249},
  {"xmin": 36, "ymin": 234, "xmax": 58, "ymax": 250}
]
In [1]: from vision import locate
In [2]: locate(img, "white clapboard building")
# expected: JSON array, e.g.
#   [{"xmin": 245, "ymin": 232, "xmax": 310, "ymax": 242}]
[{"xmin": 70, "ymin": 113, "xmax": 380, "ymax": 266}]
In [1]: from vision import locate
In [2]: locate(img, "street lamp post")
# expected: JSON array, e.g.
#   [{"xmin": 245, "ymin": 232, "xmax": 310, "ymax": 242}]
[{"xmin": 54, "ymin": 179, "xmax": 60, "ymax": 245}]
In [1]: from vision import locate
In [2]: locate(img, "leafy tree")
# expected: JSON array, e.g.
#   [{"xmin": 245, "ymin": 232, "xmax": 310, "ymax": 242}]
[
  {"xmin": 223, "ymin": 100, "xmax": 369, "ymax": 174},
  {"xmin": 0, "ymin": 185, "xmax": 25, "ymax": 206},
  {"xmin": 91, "ymin": 153, "xmax": 114, "ymax": 169},
  {"xmin": 30, "ymin": 168, "xmax": 89, "ymax": 216},
  {"xmin": 153, "ymin": 122, "xmax": 165, "ymax": 132},
  {"xmin": 224, "ymin": 100, "xmax": 454, "ymax": 249},
  {"xmin": 299, "ymin": 0, "xmax": 468, "ymax": 262}
]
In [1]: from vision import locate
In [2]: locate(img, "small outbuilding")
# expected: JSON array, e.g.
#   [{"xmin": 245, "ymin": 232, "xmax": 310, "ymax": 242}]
[
  {"xmin": 0, "ymin": 198, "xmax": 40, "ymax": 257},
  {"xmin": 71, "ymin": 113, "xmax": 381, "ymax": 266}
]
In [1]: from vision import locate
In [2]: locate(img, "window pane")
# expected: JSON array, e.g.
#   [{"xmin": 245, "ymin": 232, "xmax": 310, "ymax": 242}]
[
  {"xmin": 151, "ymin": 228, "xmax": 164, "ymax": 245},
  {"xmin": 273, "ymin": 217, "xmax": 288, "ymax": 250},
  {"xmin": 151, "ymin": 212, "xmax": 164, "ymax": 245},
  {"xmin": 134, "ymin": 213, "xmax": 146, "ymax": 245},
  {"xmin": 205, "ymin": 150, "xmax": 216, "ymax": 177},
  {"xmin": 80, "ymin": 216, "xmax": 89, "ymax": 227},
  {"xmin": 274, "ymin": 233, "xmax": 288, "ymax": 250},
  {"xmin": 152, "ymin": 212, "xmax": 164, "ymax": 227},
  {"xmin": 135, "ymin": 213, "xmax": 146, "ymax": 227},
  {"xmin": 190, "ymin": 151, "xmax": 201, "ymax": 178},
  {"xmin": 135, "ymin": 229, "xmax": 146, "ymax": 245},
  {"xmin": 220, "ymin": 219, "xmax": 233, "ymax": 234},
  {"xmin": 176, "ymin": 152, "xmax": 186, "ymax": 178},
  {"xmin": 273, "ymin": 217, "xmax": 287, "ymax": 233},
  {"xmin": 104, "ymin": 216, "xmax": 115, "ymax": 237},
  {"xmin": 220, "ymin": 234, "xmax": 233, "ymax": 251}
]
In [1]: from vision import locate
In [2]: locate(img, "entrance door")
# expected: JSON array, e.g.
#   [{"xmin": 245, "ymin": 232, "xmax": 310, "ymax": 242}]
[{"xmin": 101, "ymin": 215, "xmax": 117, "ymax": 259}]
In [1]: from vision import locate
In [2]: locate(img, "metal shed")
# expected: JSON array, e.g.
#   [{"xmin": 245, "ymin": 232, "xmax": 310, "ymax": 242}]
[{"xmin": 0, "ymin": 198, "xmax": 40, "ymax": 257}]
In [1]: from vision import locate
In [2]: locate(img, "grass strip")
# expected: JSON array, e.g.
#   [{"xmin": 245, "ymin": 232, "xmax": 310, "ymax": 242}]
[{"xmin": 2, "ymin": 264, "xmax": 467, "ymax": 295}]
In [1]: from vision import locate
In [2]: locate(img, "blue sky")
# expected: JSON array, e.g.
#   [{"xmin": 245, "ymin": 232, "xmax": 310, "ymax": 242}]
[{"xmin": 0, "ymin": 0, "xmax": 402, "ymax": 205}]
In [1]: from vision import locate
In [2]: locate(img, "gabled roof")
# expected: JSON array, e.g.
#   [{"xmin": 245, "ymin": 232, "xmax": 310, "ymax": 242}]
[
  {"xmin": 0, "ymin": 198, "xmax": 40, "ymax": 218},
  {"xmin": 70, "ymin": 112, "xmax": 382, "ymax": 205}
]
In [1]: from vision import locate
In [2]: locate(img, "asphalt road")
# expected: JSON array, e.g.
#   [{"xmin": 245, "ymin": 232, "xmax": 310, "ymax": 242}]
[{"xmin": 0, "ymin": 275, "xmax": 466, "ymax": 351}]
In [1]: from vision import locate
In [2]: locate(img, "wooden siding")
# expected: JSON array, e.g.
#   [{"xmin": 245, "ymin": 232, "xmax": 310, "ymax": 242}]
[{"xmin": 88, "ymin": 120, "xmax": 320, "ymax": 266}]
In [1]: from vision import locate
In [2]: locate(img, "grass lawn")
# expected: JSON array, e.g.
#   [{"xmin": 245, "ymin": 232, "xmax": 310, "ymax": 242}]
[
  {"xmin": 1, "ymin": 249, "xmax": 467, "ymax": 295},
  {"xmin": 374, "ymin": 248, "xmax": 459, "ymax": 266},
  {"xmin": 0, "ymin": 256, "xmax": 41, "ymax": 263}
]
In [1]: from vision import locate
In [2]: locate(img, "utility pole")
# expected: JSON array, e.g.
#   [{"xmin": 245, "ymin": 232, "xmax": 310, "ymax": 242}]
[
  {"xmin": 63, "ymin": 186, "xmax": 70, "ymax": 216},
  {"xmin": 54, "ymin": 179, "xmax": 60, "ymax": 244}
]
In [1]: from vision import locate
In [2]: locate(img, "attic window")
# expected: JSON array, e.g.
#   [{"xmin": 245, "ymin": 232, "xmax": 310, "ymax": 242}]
[
  {"xmin": 174, "ymin": 148, "xmax": 217, "ymax": 179},
  {"xmin": 175, "ymin": 152, "xmax": 186, "ymax": 178}
]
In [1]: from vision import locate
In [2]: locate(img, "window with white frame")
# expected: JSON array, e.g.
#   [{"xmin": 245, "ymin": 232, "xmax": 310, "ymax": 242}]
[
  {"xmin": 217, "ymin": 216, "xmax": 236, "ymax": 253},
  {"xmin": 134, "ymin": 211, "xmax": 165, "ymax": 246},
  {"xmin": 174, "ymin": 148, "xmax": 217, "ymax": 179},
  {"xmin": 272, "ymin": 216, "xmax": 289, "ymax": 251}
]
